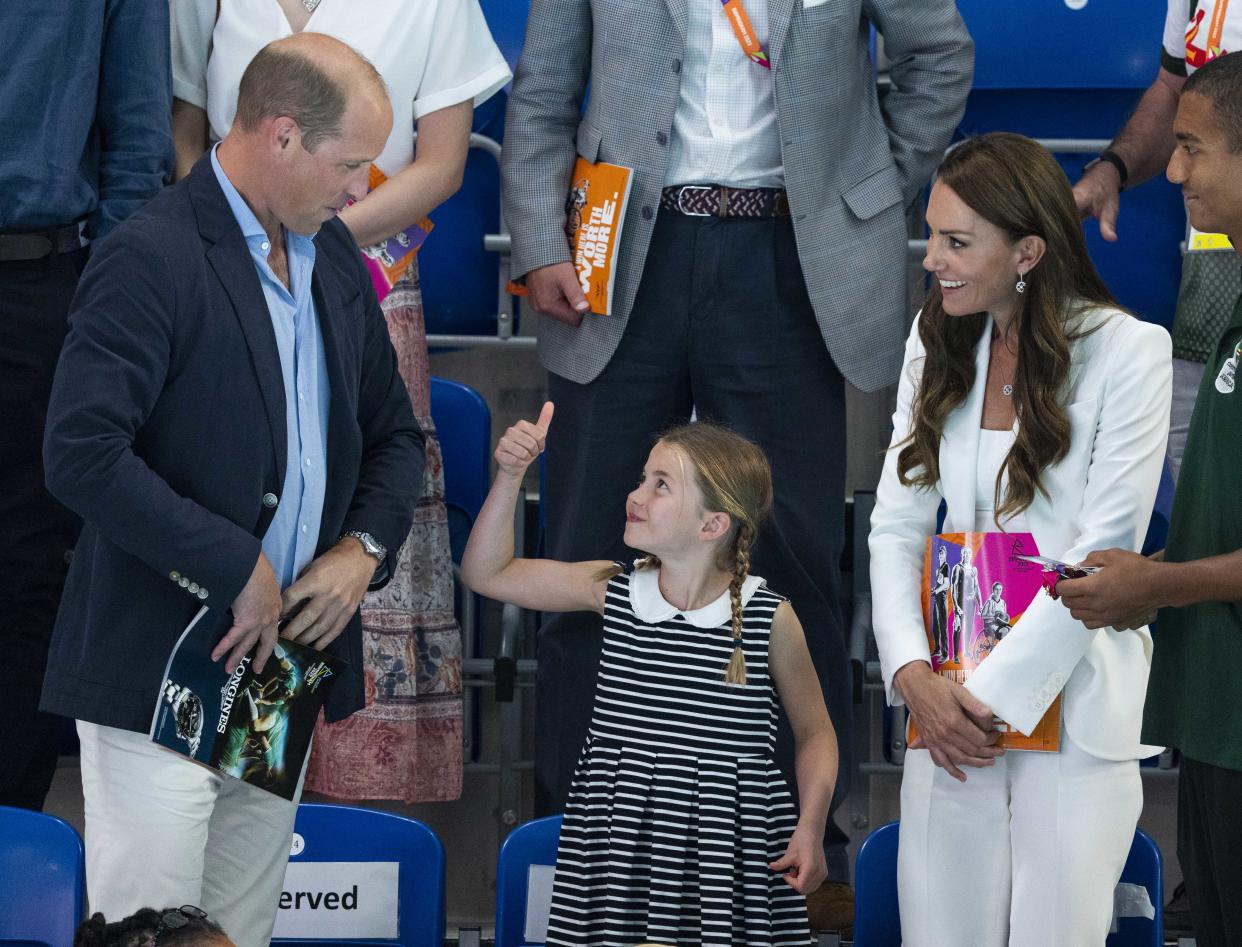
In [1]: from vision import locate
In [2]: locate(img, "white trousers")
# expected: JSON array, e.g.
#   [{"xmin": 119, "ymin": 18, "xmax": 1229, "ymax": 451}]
[
  {"xmin": 78, "ymin": 721, "xmax": 305, "ymax": 947},
  {"xmin": 897, "ymin": 735, "xmax": 1142, "ymax": 947}
]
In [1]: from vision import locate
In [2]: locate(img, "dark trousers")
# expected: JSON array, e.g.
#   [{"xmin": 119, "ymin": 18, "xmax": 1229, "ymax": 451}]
[
  {"xmin": 1179, "ymin": 754, "xmax": 1242, "ymax": 946},
  {"xmin": 538, "ymin": 212, "xmax": 852, "ymax": 880},
  {"xmin": 0, "ymin": 248, "xmax": 86, "ymax": 809}
]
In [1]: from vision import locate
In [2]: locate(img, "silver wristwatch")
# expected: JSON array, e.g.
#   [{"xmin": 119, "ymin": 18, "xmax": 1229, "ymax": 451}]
[{"xmin": 342, "ymin": 529, "xmax": 386, "ymax": 564}]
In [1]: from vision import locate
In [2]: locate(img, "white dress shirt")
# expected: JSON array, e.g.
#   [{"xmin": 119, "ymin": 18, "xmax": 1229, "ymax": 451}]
[{"xmin": 665, "ymin": 0, "xmax": 784, "ymax": 188}]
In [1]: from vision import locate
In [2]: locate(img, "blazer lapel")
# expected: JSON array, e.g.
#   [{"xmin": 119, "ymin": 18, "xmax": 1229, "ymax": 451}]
[
  {"xmin": 665, "ymin": 0, "xmax": 688, "ymax": 45},
  {"xmin": 310, "ymin": 266, "xmax": 352, "ymax": 503},
  {"xmin": 939, "ymin": 316, "xmax": 992, "ymax": 531},
  {"xmin": 767, "ymin": 0, "xmax": 798, "ymax": 64},
  {"xmin": 188, "ymin": 157, "xmax": 287, "ymax": 487}
]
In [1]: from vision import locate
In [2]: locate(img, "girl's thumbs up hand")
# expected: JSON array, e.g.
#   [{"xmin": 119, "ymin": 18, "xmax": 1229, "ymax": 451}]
[{"xmin": 495, "ymin": 401, "xmax": 555, "ymax": 478}]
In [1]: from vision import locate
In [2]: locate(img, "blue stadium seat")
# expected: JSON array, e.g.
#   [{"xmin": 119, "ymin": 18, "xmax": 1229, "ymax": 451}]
[
  {"xmin": 852, "ymin": 821, "xmax": 1163, "ymax": 946},
  {"xmin": 479, "ymin": 0, "xmax": 532, "ymax": 73},
  {"xmin": 270, "ymin": 804, "xmax": 445, "ymax": 947},
  {"xmin": 495, "ymin": 815, "xmax": 562, "ymax": 947},
  {"xmin": 949, "ymin": 0, "xmax": 1184, "ymax": 329},
  {"xmin": 852, "ymin": 821, "xmax": 900, "ymax": 947},
  {"xmin": 0, "ymin": 805, "xmax": 84, "ymax": 947},
  {"xmin": 429, "ymin": 377, "xmax": 493, "ymax": 563},
  {"xmin": 420, "ymin": 93, "xmax": 510, "ymax": 340}
]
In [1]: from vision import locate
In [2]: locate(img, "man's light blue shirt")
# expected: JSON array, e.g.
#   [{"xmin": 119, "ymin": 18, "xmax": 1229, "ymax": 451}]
[{"xmin": 211, "ymin": 146, "xmax": 331, "ymax": 590}]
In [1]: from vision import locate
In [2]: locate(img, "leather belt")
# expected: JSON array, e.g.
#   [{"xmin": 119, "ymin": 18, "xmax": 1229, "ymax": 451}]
[
  {"xmin": 0, "ymin": 222, "xmax": 87, "ymax": 262},
  {"xmin": 660, "ymin": 184, "xmax": 790, "ymax": 219}
]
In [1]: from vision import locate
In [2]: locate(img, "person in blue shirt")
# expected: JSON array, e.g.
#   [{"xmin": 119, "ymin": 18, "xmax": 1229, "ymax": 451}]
[
  {"xmin": 40, "ymin": 34, "xmax": 423, "ymax": 945},
  {"xmin": 0, "ymin": 0, "xmax": 173, "ymax": 811}
]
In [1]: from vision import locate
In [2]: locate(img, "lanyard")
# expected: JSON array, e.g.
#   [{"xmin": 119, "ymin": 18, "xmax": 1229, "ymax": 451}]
[{"xmin": 720, "ymin": 0, "xmax": 771, "ymax": 69}]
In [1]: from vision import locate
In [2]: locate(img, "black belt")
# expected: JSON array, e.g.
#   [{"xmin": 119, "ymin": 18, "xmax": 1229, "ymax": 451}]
[
  {"xmin": 0, "ymin": 222, "xmax": 87, "ymax": 262},
  {"xmin": 660, "ymin": 184, "xmax": 790, "ymax": 218}
]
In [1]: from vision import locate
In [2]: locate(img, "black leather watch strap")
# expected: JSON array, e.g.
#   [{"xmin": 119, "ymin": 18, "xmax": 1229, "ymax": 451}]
[{"xmin": 1088, "ymin": 149, "xmax": 1130, "ymax": 187}]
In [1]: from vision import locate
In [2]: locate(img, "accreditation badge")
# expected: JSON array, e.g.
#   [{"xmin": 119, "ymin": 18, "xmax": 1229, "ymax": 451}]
[{"xmin": 1216, "ymin": 339, "xmax": 1242, "ymax": 394}]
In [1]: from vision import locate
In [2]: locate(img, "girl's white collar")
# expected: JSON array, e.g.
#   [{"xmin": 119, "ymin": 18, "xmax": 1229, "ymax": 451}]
[{"xmin": 628, "ymin": 563, "xmax": 765, "ymax": 628}]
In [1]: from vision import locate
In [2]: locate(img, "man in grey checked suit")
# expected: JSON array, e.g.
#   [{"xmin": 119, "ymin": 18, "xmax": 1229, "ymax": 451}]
[{"xmin": 501, "ymin": 0, "xmax": 972, "ymax": 914}]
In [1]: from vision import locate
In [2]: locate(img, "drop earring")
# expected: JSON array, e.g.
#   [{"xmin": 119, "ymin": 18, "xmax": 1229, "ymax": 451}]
[{"xmin": 1016, "ymin": 273, "xmax": 1027, "ymax": 294}]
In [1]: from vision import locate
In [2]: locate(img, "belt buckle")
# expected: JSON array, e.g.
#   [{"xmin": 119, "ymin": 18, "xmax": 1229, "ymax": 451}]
[{"xmin": 676, "ymin": 184, "xmax": 716, "ymax": 217}]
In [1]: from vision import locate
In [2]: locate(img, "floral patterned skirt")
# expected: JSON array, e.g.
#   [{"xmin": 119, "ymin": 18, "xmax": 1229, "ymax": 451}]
[{"xmin": 304, "ymin": 257, "xmax": 463, "ymax": 803}]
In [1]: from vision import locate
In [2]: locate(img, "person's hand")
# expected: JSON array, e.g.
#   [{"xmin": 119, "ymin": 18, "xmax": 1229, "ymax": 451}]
[
  {"xmin": 494, "ymin": 401, "xmax": 554, "ymax": 479},
  {"xmin": 279, "ymin": 540, "xmax": 378, "ymax": 650},
  {"xmin": 213, "ymin": 552, "xmax": 282, "ymax": 673},
  {"xmin": 895, "ymin": 661, "xmax": 1002, "ymax": 782},
  {"xmin": 769, "ymin": 824, "xmax": 828, "ymax": 895},
  {"xmin": 1073, "ymin": 160, "xmax": 1123, "ymax": 242},
  {"xmin": 525, "ymin": 262, "xmax": 589, "ymax": 327},
  {"xmin": 1056, "ymin": 548, "xmax": 1164, "ymax": 630}
]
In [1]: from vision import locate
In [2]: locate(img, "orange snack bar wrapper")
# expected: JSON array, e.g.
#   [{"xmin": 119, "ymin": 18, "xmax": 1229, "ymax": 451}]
[{"xmin": 908, "ymin": 531, "xmax": 1061, "ymax": 752}]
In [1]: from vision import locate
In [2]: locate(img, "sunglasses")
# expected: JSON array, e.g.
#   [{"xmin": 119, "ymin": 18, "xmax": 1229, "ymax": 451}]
[{"xmin": 155, "ymin": 905, "xmax": 210, "ymax": 942}]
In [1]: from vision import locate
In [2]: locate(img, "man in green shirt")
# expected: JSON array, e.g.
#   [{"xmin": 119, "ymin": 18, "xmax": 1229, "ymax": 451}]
[{"xmin": 1059, "ymin": 52, "xmax": 1242, "ymax": 946}]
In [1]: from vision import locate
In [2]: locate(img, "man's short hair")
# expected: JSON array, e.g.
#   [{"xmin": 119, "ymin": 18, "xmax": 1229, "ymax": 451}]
[
  {"xmin": 1184, "ymin": 53, "xmax": 1242, "ymax": 152},
  {"xmin": 234, "ymin": 44, "xmax": 382, "ymax": 152}
]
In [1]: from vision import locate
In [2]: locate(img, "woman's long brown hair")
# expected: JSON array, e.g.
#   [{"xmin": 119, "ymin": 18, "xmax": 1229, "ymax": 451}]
[{"xmin": 897, "ymin": 133, "xmax": 1123, "ymax": 522}]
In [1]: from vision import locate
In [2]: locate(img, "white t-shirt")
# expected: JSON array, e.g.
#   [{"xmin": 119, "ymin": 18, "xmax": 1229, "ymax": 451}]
[
  {"xmin": 1162, "ymin": 0, "xmax": 1239, "ymax": 75},
  {"xmin": 171, "ymin": 0, "xmax": 511, "ymax": 176}
]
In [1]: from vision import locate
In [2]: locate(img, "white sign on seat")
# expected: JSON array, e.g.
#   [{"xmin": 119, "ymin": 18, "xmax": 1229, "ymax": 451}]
[
  {"xmin": 523, "ymin": 864, "xmax": 556, "ymax": 942},
  {"xmin": 273, "ymin": 861, "xmax": 400, "ymax": 939}
]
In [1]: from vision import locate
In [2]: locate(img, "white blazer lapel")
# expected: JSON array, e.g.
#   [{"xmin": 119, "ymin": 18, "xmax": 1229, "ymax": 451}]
[{"xmin": 938, "ymin": 316, "xmax": 992, "ymax": 531}]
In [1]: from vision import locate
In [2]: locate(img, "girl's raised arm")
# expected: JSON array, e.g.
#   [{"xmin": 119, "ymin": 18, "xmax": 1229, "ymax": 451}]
[{"xmin": 461, "ymin": 402, "xmax": 611, "ymax": 614}]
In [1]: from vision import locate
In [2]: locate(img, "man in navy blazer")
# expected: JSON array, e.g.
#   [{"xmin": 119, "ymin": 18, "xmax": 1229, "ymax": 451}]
[{"xmin": 40, "ymin": 34, "xmax": 422, "ymax": 943}]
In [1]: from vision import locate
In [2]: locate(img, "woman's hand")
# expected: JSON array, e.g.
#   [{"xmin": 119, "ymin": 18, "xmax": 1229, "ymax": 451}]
[
  {"xmin": 894, "ymin": 660, "xmax": 1003, "ymax": 782},
  {"xmin": 494, "ymin": 402, "xmax": 554, "ymax": 478},
  {"xmin": 769, "ymin": 824, "xmax": 828, "ymax": 895}
]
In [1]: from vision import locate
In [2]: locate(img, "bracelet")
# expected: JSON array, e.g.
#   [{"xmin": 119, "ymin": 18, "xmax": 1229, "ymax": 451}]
[{"xmin": 1086, "ymin": 150, "xmax": 1129, "ymax": 188}]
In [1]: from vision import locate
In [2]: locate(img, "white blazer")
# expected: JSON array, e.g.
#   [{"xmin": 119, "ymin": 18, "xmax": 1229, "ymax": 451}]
[{"xmin": 869, "ymin": 305, "xmax": 1172, "ymax": 761}]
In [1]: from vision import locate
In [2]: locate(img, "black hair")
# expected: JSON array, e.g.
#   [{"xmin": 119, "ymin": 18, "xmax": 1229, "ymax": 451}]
[
  {"xmin": 73, "ymin": 908, "xmax": 228, "ymax": 947},
  {"xmin": 1183, "ymin": 53, "xmax": 1242, "ymax": 152}
]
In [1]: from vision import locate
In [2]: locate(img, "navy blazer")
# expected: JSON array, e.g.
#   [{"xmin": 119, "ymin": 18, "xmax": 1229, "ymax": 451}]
[{"xmin": 41, "ymin": 155, "xmax": 424, "ymax": 732}]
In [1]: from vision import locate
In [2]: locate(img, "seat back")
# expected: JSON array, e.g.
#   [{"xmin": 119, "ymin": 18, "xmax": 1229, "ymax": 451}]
[
  {"xmin": 852, "ymin": 821, "xmax": 1164, "ymax": 947},
  {"xmin": 1107, "ymin": 828, "xmax": 1164, "ymax": 947},
  {"xmin": 852, "ymin": 821, "xmax": 901, "ymax": 947},
  {"xmin": 420, "ymin": 94, "xmax": 510, "ymax": 340},
  {"xmin": 270, "ymin": 803, "xmax": 445, "ymax": 946},
  {"xmin": 494, "ymin": 815, "xmax": 562, "ymax": 947},
  {"xmin": 0, "ymin": 806, "xmax": 85, "ymax": 947},
  {"xmin": 429, "ymin": 377, "xmax": 492, "ymax": 563},
  {"xmin": 479, "ymin": 0, "xmax": 533, "ymax": 73}
]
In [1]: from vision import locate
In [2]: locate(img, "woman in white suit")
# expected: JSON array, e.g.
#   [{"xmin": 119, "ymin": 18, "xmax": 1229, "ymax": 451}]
[{"xmin": 869, "ymin": 133, "xmax": 1172, "ymax": 946}]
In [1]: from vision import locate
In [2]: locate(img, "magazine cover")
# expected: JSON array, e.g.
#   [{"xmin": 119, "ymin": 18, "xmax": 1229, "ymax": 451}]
[
  {"xmin": 359, "ymin": 163, "xmax": 433, "ymax": 304},
  {"xmin": 150, "ymin": 607, "xmax": 345, "ymax": 799},
  {"xmin": 910, "ymin": 531, "xmax": 1061, "ymax": 752}
]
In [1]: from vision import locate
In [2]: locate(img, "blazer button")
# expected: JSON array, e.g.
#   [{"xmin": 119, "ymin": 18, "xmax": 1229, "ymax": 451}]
[
  {"xmin": 263, "ymin": 492, "xmax": 279, "ymax": 509},
  {"xmin": 169, "ymin": 571, "xmax": 181, "ymax": 582},
  {"xmin": 188, "ymin": 582, "xmax": 200, "ymax": 594},
  {"xmin": 178, "ymin": 577, "xmax": 190, "ymax": 588},
  {"xmin": 197, "ymin": 588, "xmax": 209, "ymax": 600}
]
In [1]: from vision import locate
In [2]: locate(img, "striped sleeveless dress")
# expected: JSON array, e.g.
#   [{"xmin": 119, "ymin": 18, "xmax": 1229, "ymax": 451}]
[{"xmin": 544, "ymin": 565, "xmax": 812, "ymax": 946}]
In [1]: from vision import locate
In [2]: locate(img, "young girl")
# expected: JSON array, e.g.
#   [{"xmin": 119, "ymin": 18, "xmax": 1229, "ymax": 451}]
[{"xmin": 462, "ymin": 405, "xmax": 838, "ymax": 946}]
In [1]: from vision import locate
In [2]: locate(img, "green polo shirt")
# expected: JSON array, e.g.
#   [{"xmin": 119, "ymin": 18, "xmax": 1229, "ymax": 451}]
[{"xmin": 1144, "ymin": 288, "xmax": 1242, "ymax": 770}]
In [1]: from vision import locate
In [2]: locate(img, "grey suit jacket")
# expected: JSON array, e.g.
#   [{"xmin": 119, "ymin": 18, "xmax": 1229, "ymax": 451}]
[{"xmin": 501, "ymin": 0, "xmax": 973, "ymax": 392}]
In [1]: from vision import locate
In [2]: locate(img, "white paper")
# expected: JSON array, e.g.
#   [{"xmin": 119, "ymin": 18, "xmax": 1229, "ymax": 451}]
[{"xmin": 273, "ymin": 861, "xmax": 400, "ymax": 939}]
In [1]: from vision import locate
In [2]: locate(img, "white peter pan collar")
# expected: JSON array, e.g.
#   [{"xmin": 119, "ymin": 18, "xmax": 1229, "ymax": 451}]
[{"xmin": 628, "ymin": 563, "xmax": 765, "ymax": 628}]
